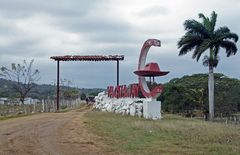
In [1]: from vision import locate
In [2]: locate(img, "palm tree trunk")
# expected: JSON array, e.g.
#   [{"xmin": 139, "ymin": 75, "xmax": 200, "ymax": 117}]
[
  {"xmin": 208, "ymin": 49, "xmax": 214, "ymax": 120},
  {"xmin": 208, "ymin": 66, "xmax": 214, "ymax": 120}
]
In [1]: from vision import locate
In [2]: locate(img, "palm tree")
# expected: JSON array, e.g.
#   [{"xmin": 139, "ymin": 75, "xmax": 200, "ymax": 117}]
[{"xmin": 177, "ymin": 11, "xmax": 238, "ymax": 120}]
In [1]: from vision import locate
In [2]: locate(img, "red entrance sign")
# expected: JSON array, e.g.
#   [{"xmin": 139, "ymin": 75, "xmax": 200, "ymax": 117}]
[
  {"xmin": 107, "ymin": 39, "xmax": 169, "ymax": 99},
  {"xmin": 107, "ymin": 84, "xmax": 139, "ymax": 98},
  {"xmin": 134, "ymin": 39, "xmax": 169, "ymax": 98}
]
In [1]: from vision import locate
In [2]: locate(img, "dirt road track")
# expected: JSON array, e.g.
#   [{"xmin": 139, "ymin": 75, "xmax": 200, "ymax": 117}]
[{"xmin": 0, "ymin": 106, "xmax": 105, "ymax": 155}]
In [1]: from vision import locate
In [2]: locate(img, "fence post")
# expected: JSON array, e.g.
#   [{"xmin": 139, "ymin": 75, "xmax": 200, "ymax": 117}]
[
  {"xmin": 33, "ymin": 103, "xmax": 35, "ymax": 113},
  {"xmin": 42, "ymin": 99, "xmax": 44, "ymax": 112}
]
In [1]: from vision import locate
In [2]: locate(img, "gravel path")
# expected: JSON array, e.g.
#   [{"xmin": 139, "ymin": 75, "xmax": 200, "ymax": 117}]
[{"xmin": 0, "ymin": 106, "xmax": 104, "ymax": 155}]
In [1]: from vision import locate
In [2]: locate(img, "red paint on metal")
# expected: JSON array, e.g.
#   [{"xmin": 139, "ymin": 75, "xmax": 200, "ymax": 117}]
[
  {"xmin": 129, "ymin": 84, "xmax": 139, "ymax": 98},
  {"xmin": 57, "ymin": 60, "xmax": 60, "ymax": 111},
  {"xmin": 134, "ymin": 62, "xmax": 169, "ymax": 77},
  {"xmin": 51, "ymin": 55, "xmax": 124, "ymax": 111},
  {"xmin": 117, "ymin": 60, "xmax": 119, "ymax": 86},
  {"xmin": 134, "ymin": 39, "xmax": 169, "ymax": 98},
  {"xmin": 50, "ymin": 55, "xmax": 124, "ymax": 61},
  {"xmin": 107, "ymin": 86, "xmax": 114, "ymax": 98},
  {"xmin": 107, "ymin": 84, "xmax": 139, "ymax": 98}
]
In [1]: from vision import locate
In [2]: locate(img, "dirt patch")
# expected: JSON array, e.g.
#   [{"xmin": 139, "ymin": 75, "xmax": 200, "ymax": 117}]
[{"xmin": 0, "ymin": 105, "xmax": 106, "ymax": 155}]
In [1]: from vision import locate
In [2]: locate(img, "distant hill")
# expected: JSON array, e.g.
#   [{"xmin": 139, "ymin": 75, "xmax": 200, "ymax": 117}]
[{"xmin": 0, "ymin": 78, "xmax": 105, "ymax": 99}]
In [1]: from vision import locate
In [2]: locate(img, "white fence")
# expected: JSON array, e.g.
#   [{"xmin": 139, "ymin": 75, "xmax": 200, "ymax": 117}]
[
  {"xmin": 42, "ymin": 98, "xmax": 83, "ymax": 112},
  {"xmin": 0, "ymin": 98, "xmax": 83, "ymax": 116}
]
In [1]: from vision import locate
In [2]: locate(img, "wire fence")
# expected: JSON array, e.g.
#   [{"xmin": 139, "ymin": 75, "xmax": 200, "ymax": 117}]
[
  {"xmin": 214, "ymin": 115, "xmax": 240, "ymax": 125},
  {"xmin": 0, "ymin": 98, "xmax": 84, "ymax": 116}
]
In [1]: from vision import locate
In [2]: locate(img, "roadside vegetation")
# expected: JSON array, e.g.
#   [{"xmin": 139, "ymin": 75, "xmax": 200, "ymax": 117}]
[
  {"xmin": 158, "ymin": 73, "xmax": 240, "ymax": 118},
  {"xmin": 85, "ymin": 111, "xmax": 240, "ymax": 155},
  {"xmin": 177, "ymin": 11, "xmax": 238, "ymax": 120},
  {"xmin": 0, "ymin": 60, "xmax": 40, "ymax": 104}
]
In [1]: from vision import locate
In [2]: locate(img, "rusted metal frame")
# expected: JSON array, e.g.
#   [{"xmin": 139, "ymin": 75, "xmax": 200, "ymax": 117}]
[
  {"xmin": 51, "ymin": 55, "xmax": 124, "ymax": 111},
  {"xmin": 57, "ymin": 60, "xmax": 60, "ymax": 111},
  {"xmin": 117, "ymin": 60, "xmax": 119, "ymax": 86},
  {"xmin": 50, "ymin": 55, "xmax": 124, "ymax": 61}
]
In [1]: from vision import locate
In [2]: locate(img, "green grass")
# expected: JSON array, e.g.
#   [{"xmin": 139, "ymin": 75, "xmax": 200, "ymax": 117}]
[
  {"xmin": 85, "ymin": 112, "xmax": 240, "ymax": 155},
  {"xmin": 56, "ymin": 103, "xmax": 86, "ymax": 113}
]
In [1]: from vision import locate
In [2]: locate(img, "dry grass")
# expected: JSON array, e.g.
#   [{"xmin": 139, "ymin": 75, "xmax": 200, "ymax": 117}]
[{"xmin": 85, "ymin": 112, "xmax": 240, "ymax": 155}]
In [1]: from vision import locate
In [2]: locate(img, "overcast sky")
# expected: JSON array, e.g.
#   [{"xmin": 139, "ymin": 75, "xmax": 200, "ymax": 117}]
[{"xmin": 0, "ymin": 0, "xmax": 240, "ymax": 88}]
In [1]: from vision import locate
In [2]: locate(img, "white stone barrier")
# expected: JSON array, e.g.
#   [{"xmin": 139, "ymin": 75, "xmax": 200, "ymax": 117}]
[
  {"xmin": 94, "ymin": 91, "xmax": 145, "ymax": 117},
  {"xmin": 94, "ymin": 91, "xmax": 162, "ymax": 119}
]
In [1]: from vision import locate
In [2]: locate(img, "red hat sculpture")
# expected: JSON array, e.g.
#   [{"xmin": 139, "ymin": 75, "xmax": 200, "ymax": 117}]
[
  {"xmin": 134, "ymin": 39, "xmax": 169, "ymax": 98},
  {"xmin": 134, "ymin": 62, "xmax": 169, "ymax": 77}
]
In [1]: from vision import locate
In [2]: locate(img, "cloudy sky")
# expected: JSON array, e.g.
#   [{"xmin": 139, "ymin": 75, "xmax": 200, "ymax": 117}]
[{"xmin": 0, "ymin": 0, "xmax": 240, "ymax": 88}]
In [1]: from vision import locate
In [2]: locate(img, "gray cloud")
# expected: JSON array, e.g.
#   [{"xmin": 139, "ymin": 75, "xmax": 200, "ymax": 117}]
[
  {"xmin": 135, "ymin": 5, "xmax": 169, "ymax": 17},
  {"xmin": 56, "ymin": 16, "xmax": 136, "ymax": 44},
  {"xmin": 0, "ymin": 0, "xmax": 138, "ymax": 58},
  {"xmin": 0, "ymin": 0, "xmax": 108, "ymax": 18},
  {"xmin": 57, "ymin": 16, "xmax": 130, "ymax": 33},
  {"xmin": 0, "ymin": 0, "xmax": 240, "ymax": 89},
  {"xmin": 0, "ymin": 37, "xmax": 41, "ymax": 56}
]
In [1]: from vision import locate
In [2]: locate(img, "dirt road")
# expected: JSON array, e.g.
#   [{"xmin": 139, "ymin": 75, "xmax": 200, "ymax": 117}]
[{"xmin": 0, "ymin": 105, "xmax": 105, "ymax": 155}]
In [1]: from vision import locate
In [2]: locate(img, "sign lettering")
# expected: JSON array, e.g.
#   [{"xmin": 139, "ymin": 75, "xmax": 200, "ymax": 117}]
[{"xmin": 107, "ymin": 84, "xmax": 139, "ymax": 98}]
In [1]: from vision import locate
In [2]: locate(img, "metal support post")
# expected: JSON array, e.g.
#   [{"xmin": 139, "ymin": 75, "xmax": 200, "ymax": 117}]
[
  {"xmin": 117, "ymin": 60, "xmax": 119, "ymax": 86},
  {"xmin": 57, "ymin": 60, "xmax": 60, "ymax": 111}
]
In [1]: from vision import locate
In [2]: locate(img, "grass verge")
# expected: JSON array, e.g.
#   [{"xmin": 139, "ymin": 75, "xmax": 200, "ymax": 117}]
[{"xmin": 85, "ymin": 111, "xmax": 240, "ymax": 155}]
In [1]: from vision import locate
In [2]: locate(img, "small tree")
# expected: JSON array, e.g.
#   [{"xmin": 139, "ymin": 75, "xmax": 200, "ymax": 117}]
[
  {"xmin": 80, "ymin": 93, "xmax": 87, "ymax": 100},
  {"xmin": 0, "ymin": 60, "xmax": 40, "ymax": 104},
  {"xmin": 64, "ymin": 89, "xmax": 80, "ymax": 100}
]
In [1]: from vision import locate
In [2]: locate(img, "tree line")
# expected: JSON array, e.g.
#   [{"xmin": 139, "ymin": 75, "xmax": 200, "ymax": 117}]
[
  {"xmin": 177, "ymin": 11, "xmax": 238, "ymax": 120},
  {"xmin": 158, "ymin": 73, "xmax": 240, "ymax": 117}
]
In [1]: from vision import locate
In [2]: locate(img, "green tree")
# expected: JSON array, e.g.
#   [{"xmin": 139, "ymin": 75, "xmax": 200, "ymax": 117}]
[
  {"xmin": 80, "ymin": 93, "xmax": 86, "ymax": 100},
  {"xmin": 63, "ymin": 89, "xmax": 79, "ymax": 99},
  {"xmin": 0, "ymin": 60, "xmax": 40, "ymax": 104},
  {"xmin": 177, "ymin": 11, "xmax": 238, "ymax": 120}
]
